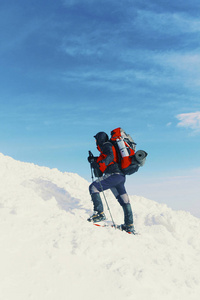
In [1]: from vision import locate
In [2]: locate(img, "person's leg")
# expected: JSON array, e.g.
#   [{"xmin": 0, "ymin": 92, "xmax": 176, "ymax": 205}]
[
  {"xmin": 88, "ymin": 174, "xmax": 124, "ymax": 222},
  {"xmin": 110, "ymin": 178, "xmax": 135, "ymax": 233},
  {"xmin": 90, "ymin": 174, "xmax": 125, "ymax": 193},
  {"xmin": 90, "ymin": 192, "xmax": 103, "ymax": 213}
]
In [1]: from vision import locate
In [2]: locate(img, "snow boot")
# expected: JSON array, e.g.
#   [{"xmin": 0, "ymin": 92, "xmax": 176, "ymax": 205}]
[
  {"xmin": 87, "ymin": 193, "xmax": 105, "ymax": 222},
  {"xmin": 122, "ymin": 203, "xmax": 133, "ymax": 224},
  {"xmin": 122, "ymin": 203, "xmax": 135, "ymax": 234},
  {"xmin": 121, "ymin": 224, "xmax": 136, "ymax": 235},
  {"xmin": 87, "ymin": 211, "xmax": 106, "ymax": 223}
]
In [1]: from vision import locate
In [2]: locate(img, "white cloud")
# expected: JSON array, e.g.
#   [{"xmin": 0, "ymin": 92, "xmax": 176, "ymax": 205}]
[
  {"xmin": 176, "ymin": 111, "xmax": 200, "ymax": 131},
  {"xmin": 138, "ymin": 11, "xmax": 200, "ymax": 34}
]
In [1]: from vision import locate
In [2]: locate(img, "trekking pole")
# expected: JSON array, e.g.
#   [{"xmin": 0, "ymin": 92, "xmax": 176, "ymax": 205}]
[
  {"xmin": 97, "ymin": 178, "xmax": 116, "ymax": 228},
  {"xmin": 90, "ymin": 162, "xmax": 94, "ymax": 182},
  {"xmin": 88, "ymin": 151, "xmax": 95, "ymax": 182}
]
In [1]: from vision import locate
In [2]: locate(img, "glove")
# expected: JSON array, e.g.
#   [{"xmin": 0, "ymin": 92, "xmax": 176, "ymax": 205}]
[
  {"xmin": 91, "ymin": 161, "xmax": 99, "ymax": 169},
  {"xmin": 88, "ymin": 151, "xmax": 95, "ymax": 163},
  {"xmin": 88, "ymin": 156, "xmax": 97, "ymax": 164},
  {"xmin": 88, "ymin": 152, "xmax": 94, "ymax": 163},
  {"xmin": 88, "ymin": 155, "xmax": 94, "ymax": 163}
]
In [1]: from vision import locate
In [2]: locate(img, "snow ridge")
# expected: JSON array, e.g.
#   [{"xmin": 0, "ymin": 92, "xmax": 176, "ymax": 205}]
[{"xmin": 0, "ymin": 153, "xmax": 200, "ymax": 300}]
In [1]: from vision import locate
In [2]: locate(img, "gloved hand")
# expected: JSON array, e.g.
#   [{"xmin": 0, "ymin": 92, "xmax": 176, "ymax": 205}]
[
  {"xmin": 88, "ymin": 150, "xmax": 94, "ymax": 163},
  {"xmin": 91, "ymin": 161, "xmax": 99, "ymax": 169},
  {"xmin": 88, "ymin": 155, "xmax": 95, "ymax": 163},
  {"xmin": 88, "ymin": 150, "xmax": 95, "ymax": 163}
]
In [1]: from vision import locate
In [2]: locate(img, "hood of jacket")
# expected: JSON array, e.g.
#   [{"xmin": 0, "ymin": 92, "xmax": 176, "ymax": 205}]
[{"xmin": 94, "ymin": 132, "xmax": 109, "ymax": 148}]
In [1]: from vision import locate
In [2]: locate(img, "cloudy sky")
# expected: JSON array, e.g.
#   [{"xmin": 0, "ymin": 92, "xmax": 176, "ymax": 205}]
[{"xmin": 0, "ymin": 0, "xmax": 200, "ymax": 217}]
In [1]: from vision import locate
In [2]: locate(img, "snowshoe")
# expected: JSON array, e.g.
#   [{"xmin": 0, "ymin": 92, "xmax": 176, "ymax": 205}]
[
  {"xmin": 121, "ymin": 224, "xmax": 136, "ymax": 235},
  {"xmin": 87, "ymin": 211, "xmax": 106, "ymax": 223}
]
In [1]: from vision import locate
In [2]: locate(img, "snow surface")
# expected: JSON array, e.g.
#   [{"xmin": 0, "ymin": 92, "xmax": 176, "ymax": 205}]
[{"xmin": 0, "ymin": 152, "xmax": 200, "ymax": 300}]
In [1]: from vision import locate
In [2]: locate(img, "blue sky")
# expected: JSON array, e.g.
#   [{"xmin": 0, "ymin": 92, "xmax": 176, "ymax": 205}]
[{"xmin": 0, "ymin": 0, "xmax": 200, "ymax": 217}]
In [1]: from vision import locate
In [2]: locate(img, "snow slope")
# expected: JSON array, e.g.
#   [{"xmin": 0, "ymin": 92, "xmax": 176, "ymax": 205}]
[{"xmin": 0, "ymin": 152, "xmax": 200, "ymax": 300}]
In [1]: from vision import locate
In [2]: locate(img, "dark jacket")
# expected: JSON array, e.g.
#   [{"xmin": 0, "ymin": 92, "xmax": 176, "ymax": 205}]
[{"xmin": 94, "ymin": 132, "xmax": 122, "ymax": 175}]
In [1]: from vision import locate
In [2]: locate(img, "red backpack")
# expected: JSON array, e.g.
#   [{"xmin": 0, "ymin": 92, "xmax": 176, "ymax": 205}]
[{"xmin": 110, "ymin": 127, "xmax": 147, "ymax": 175}]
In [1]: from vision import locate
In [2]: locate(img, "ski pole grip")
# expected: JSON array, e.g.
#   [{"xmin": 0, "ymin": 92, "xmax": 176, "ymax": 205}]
[
  {"xmin": 88, "ymin": 151, "xmax": 94, "ymax": 163},
  {"xmin": 89, "ymin": 150, "xmax": 93, "ymax": 157}
]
